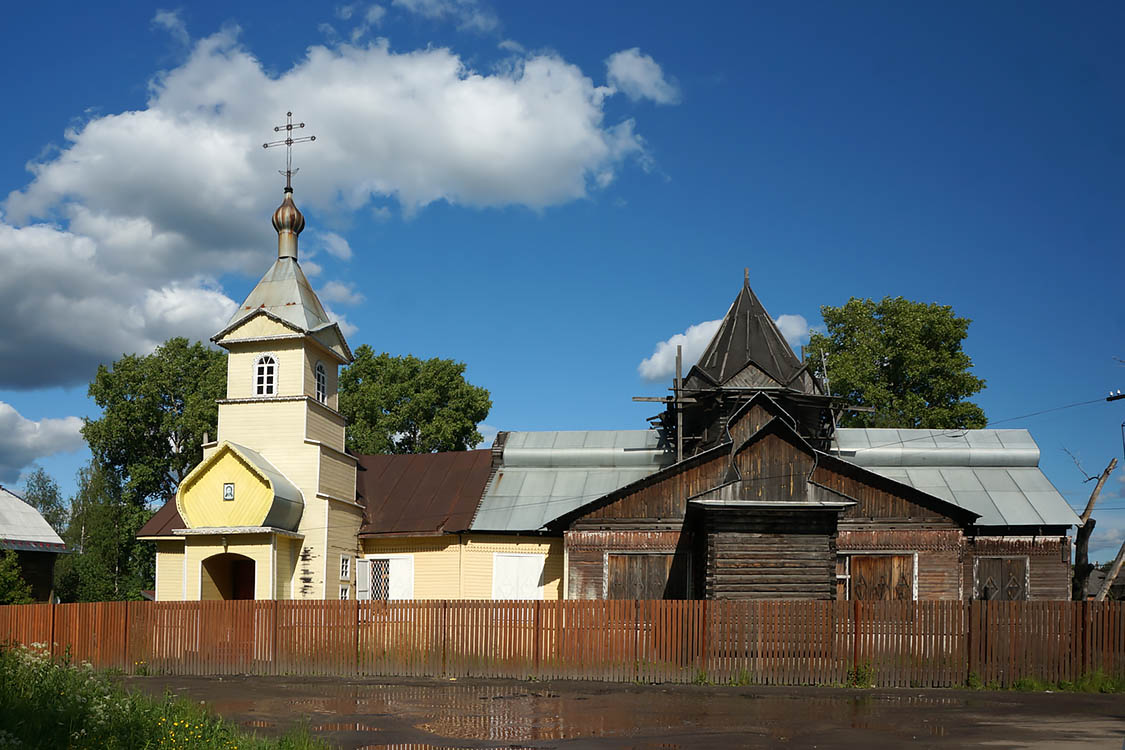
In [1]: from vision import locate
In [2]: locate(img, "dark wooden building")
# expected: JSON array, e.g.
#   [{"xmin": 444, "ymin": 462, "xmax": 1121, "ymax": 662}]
[
  {"xmin": 0, "ymin": 486, "xmax": 66, "ymax": 602},
  {"xmin": 553, "ymin": 275, "xmax": 1077, "ymax": 601}
]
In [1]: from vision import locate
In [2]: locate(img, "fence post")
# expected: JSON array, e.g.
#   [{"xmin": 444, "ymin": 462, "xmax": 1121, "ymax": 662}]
[
  {"xmin": 354, "ymin": 599, "xmax": 360, "ymax": 677},
  {"xmin": 965, "ymin": 600, "xmax": 973, "ymax": 685},
  {"xmin": 48, "ymin": 601, "xmax": 56, "ymax": 661},
  {"xmin": 533, "ymin": 600, "xmax": 541, "ymax": 678},
  {"xmin": 441, "ymin": 600, "xmax": 448, "ymax": 677},
  {"xmin": 633, "ymin": 600, "xmax": 641, "ymax": 683},
  {"xmin": 271, "ymin": 600, "xmax": 279, "ymax": 675},
  {"xmin": 852, "ymin": 599, "xmax": 860, "ymax": 674},
  {"xmin": 122, "ymin": 601, "xmax": 130, "ymax": 673}
]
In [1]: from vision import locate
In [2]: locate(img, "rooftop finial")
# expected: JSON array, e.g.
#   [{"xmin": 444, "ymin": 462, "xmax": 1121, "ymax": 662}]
[
  {"xmin": 263, "ymin": 111, "xmax": 316, "ymax": 193},
  {"xmin": 264, "ymin": 112, "xmax": 316, "ymax": 259},
  {"xmin": 744, "ymin": 267, "xmax": 749, "ymax": 286}
]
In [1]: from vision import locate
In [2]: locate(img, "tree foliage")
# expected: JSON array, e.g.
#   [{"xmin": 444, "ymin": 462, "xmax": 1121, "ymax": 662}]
[
  {"xmin": 20, "ymin": 467, "xmax": 67, "ymax": 535},
  {"xmin": 83, "ymin": 338, "xmax": 226, "ymax": 507},
  {"xmin": 805, "ymin": 296, "xmax": 987, "ymax": 429},
  {"xmin": 0, "ymin": 550, "xmax": 33, "ymax": 605},
  {"xmin": 54, "ymin": 463, "xmax": 153, "ymax": 602},
  {"xmin": 339, "ymin": 346, "xmax": 492, "ymax": 454}
]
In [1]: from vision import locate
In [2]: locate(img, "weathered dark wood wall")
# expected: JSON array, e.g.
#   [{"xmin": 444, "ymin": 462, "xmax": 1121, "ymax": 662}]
[
  {"xmin": 565, "ymin": 530, "xmax": 690, "ymax": 599},
  {"xmin": 965, "ymin": 536, "xmax": 1071, "ymax": 601},
  {"xmin": 15, "ymin": 551, "xmax": 57, "ymax": 602},
  {"xmin": 578, "ymin": 452, "xmax": 728, "ymax": 522},
  {"xmin": 838, "ymin": 529, "xmax": 964, "ymax": 600},
  {"xmin": 703, "ymin": 509, "xmax": 837, "ymax": 600}
]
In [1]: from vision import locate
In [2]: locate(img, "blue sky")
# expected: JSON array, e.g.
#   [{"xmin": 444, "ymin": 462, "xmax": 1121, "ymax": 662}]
[{"xmin": 2, "ymin": 1, "xmax": 1123, "ymax": 559}]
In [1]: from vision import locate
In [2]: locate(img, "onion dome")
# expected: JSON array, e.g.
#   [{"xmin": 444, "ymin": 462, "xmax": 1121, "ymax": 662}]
[{"xmin": 272, "ymin": 190, "xmax": 305, "ymax": 259}]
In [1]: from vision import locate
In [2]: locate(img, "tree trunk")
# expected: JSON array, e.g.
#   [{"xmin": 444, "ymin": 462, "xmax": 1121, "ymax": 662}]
[
  {"xmin": 1072, "ymin": 458, "xmax": 1117, "ymax": 601},
  {"xmin": 1095, "ymin": 539, "xmax": 1125, "ymax": 601}
]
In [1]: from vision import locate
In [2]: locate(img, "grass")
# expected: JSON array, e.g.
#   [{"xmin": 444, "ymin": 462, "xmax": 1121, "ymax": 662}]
[{"xmin": 0, "ymin": 643, "xmax": 329, "ymax": 750}]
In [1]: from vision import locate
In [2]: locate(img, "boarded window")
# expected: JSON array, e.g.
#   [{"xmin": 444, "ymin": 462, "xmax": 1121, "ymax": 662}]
[
  {"xmin": 975, "ymin": 557, "xmax": 1028, "ymax": 601},
  {"xmin": 607, "ymin": 553, "xmax": 689, "ymax": 600},
  {"xmin": 849, "ymin": 555, "xmax": 913, "ymax": 601},
  {"xmin": 491, "ymin": 553, "xmax": 545, "ymax": 600}
]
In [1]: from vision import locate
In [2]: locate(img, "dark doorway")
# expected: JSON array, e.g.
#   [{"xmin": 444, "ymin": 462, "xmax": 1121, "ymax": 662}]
[{"xmin": 201, "ymin": 553, "xmax": 256, "ymax": 600}]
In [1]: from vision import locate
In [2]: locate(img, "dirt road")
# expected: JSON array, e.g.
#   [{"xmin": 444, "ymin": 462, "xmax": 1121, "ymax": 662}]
[{"xmin": 121, "ymin": 675, "xmax": 1125, "ymax": 749}]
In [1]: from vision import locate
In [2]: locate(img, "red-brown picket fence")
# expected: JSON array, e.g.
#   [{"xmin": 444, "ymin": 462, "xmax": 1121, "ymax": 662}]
[{"xmin": 1, "ymin": 599, "xmax": 1121, "ymax": 688}]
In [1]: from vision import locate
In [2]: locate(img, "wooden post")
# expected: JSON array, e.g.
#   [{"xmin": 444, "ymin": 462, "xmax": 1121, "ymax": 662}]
[
  {"xmin": 271, "ymin": 599, "xmax": 279, "ymax": 675},
  {"xmin": 533, "ymin": 600, "xmax": 541, "ymax": 678},
  {"xmin": 48, "ymin": 601, "xmax": 56, "ymax": 661},
  {"xmin": 122, "ymin": 601, "xmax": 130, "ymax": 673},
  {"xmin": 852, "ymin": 599, "xmax": 860, "ymax": 674},
  {"xmin": 675, "ymin": 345, "xmax": 683, "ymax": 464}
]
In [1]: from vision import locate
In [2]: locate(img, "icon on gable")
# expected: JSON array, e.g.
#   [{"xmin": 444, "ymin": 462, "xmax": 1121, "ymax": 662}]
[{"xmin": 223, "ymin": 483, "xmax": 235, "ymax": 501}]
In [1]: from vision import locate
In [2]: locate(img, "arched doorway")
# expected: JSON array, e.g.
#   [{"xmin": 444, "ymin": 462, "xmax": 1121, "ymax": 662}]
[{"xmin": 201, "ymin": 553, "xmax": 256, "ymax": 600}]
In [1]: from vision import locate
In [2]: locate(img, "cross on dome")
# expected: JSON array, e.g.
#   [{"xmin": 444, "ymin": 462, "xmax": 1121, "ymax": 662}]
[{"xmin": 263, "ymin": 111, "xmax": 316, "ymax": 193}]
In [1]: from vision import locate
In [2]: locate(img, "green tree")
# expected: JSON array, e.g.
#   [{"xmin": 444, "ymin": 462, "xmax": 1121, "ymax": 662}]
[
  {"xmin": 20, "ymin": 467, "xmax": 66, "ymax": 535},
  {"xmin": 339, "ymin": 346, "xmax": 492, "ymax": 454},
  {"xmin": 54, "ymin": 463, "xmax": 153, "ymax": 602},
  {"xmin": 83, "ymin": 337, "xmax": 226, "ymax": 508},
  {"xmin": 0, "ymin": 550, "xmax": 33, "ymax": 605},
  {"xmin": 806, "ymin": 296, "xmax": 987, "ymax": 429}
]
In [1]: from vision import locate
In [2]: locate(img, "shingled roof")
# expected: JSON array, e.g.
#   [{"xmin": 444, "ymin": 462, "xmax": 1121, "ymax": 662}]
[{"xmin": 693, "ymin": 273, "xmax": 806, "ymax": 387}]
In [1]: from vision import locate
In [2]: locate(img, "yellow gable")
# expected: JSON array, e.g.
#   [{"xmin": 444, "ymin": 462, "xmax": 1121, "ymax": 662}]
[
  {"xmin": 177, "ymin": 443, "xmax": 304, "ymax": 530},
  {"xmin": 214, "ymin": 312, "xmax": 298, "ymax": 345}
]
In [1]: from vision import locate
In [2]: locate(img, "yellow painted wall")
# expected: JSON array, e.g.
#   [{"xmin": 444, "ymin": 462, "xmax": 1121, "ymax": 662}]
[
  {"xmin": 217, "ymin": 401, "xmax": 318, "ymax": 491},
  {"xmin": 274, "ymin": 536, "xmax": 298, "ymax": 599},
  {"xmin": 306, "ymin": 405, "xmax": 345, "ymax": 450},
  {"xmin": 225, "ymin": 341, "xmax": 306, "ymax": 399},
  {"xmin": 319, "ymin": 451, "xmax": 357, "ymax": 500},
  {"xmin": 325, "ymin": 503, "xmax": 363, "ymax": 599},
  {"xmin": 155, "ymin": 541, "xmax": 185, "ymax": 601},
  {"xmin": 184, "ymin": 535, "xmax": 280, "ymax": 600},
  {"xmin": 179, "ymin": 449, "xmax": 274, "ymax": 528},
  {"xmin": 218, "ymin": 314, "xmax": 295, "ymax": 341},
  {"xmin": 361, "ymin": 535, "xmax": 564, "ymax": 600},
  {"xmin": 303, "ymin": 351, "xmax": 340, "ymax": 411}
]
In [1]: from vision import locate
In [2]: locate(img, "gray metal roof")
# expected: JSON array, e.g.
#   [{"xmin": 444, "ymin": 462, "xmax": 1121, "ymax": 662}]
[
  {"xmin": 0, "ymin": 486, "xmax": 65, "ymax": 552},
  {"xmin": 833, "ymin": 428, "xmax": 1080, "ymax": 527},
  {"xmin": 471, "ymin": 430, "xmax": 672, "ymax": 531},
  {"xmin": 224, "ymin": 257, "xmax": 331, "ymax": 333}
]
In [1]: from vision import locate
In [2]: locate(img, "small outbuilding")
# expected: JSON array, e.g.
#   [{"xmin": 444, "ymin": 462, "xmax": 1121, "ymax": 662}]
[{"xmin": 0, "ymin": 485, "xmax": 66, "ymax": 602}]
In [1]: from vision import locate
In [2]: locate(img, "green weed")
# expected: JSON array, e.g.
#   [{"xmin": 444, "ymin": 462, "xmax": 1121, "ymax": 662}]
[
  {"xmin": 846, "ymin": 662, "xmax": 874, "ymax": 688},
  {"xmin": 0, "ymin": 644, "xmax": 328, "ymax": 750}
]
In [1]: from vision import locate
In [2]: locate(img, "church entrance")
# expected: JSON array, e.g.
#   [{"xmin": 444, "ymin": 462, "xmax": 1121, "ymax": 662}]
[{"xmin": 201, "ymin": 553, "xmax": 256, "ymax": 600}]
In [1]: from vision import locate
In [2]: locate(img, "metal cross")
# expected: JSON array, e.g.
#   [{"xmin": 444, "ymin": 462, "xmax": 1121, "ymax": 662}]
[{"xmin": 263, "ymin": 111, "xmax": 316, "ymax": 191}]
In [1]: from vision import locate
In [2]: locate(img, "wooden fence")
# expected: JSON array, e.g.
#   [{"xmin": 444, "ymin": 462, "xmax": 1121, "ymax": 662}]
[{"xmin": 1, "ymin": 600, "xmax": 1121, "ymax": 688}]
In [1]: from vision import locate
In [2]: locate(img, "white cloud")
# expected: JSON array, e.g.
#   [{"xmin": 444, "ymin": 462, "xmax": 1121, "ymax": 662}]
[
  {"xmin": 474, "ymin": 422, "xmax": 499, "ymax": 448},
  {"xmin": 638, "ymin": 319, "xmax": 722, "ymax": 382},
  {"xmin": 1, "ymin": 26, "xmax": 654, "ymax": 388},
  {"xmin": 393, "ymin": 0, "xmax": 498, "ymax": 31},
  {"xmin": 1090, "ymin": 519, "xmax": 1125, "ymax": 563},
  {"xmin": 498, "ymin": 39, "xmax": 524, "ymax": 54},
  {"xmin": 152, "ymin": 9, "xmax": 190, "ymax": 47},
  {"xmin": 0, "ymin": 403, "xmax": 85, "ymax": 483},
  {"xmin": 775, "ymin": 314, "xmax": 810, "ymax": 350},
  {"xmin": 313, "ymin": 230, "xmax": 353, "ymax": 260},
  {"xmin": 320, "ymin": 280, "xmax": 365, "ymax": 305},
  {"xmin": 606, "ymin": 48, "xmax": 680, "ymax": 105}
]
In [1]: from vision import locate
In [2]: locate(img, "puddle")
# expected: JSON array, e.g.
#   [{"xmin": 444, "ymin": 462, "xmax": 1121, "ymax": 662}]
[
  {"xmin": 241, "ymin": 719, "xmax": 276, "ymax": 728},
  {"xmin": 313, "ymin": 721, "xmax": 382, "ymax": 732}
]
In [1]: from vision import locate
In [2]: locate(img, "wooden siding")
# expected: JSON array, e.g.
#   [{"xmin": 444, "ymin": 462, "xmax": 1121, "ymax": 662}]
[
  {"xmin": 727, "ymin": 402, "xmax": 787, "ymax": 448},
  {"xmin": 306, "ymin": 404, "xmax": 345, "ymax": 450},
  {"xmin": 155, "ymin": 541, "xmax": 185, "ymax": 601},
  {"xmin": 565, "ymin": 530, "xmax": 687, "ymax": 599},
  {"xmin": 704, "ymin": 509, "xmax": 837, "ymax": 600},
  {"xmin": 838, "ymin": 528, "xmax": 965, "ymax": 600},
  {"xmin": 966, "ymin": 537, "xmax": 1071, "ymax": 601},
  {"xmin": 732, "ymin": 431, "xmax": 816, "ymax": 501},
  {"xmin": 576, "ymin": 454, "xmax": 728, "ymax": 523},
  {"xmin": 813, "ymin": 464, "xmax": 961, "ymax": 524}
]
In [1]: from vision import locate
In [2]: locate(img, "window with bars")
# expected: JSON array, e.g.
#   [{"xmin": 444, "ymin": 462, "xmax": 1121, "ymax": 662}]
[
  {"xmin": 371, "ymin": 559, "xmax": 391, "ymax": 600},
  {"xmin": 255, "ymin": 355, "xmax": 277, "ymax": 395},
  {"xmin": 315, "ymin": 362, "xmax": 327, "ymax": 403}
]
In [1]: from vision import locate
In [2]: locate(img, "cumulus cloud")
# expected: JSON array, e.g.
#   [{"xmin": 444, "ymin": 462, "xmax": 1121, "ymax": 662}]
[
  {"xmin": 393, "ymin": 0, "xmax": 498, "ymax": 32},
  {"xmin": 638, "ymin": 314, "xmax": 809, "ymax": 382},
  {"xmin": 320, "ymin": 280, "xmax": 365, "ymax": 305},
  {"xmin": 1090, "ymin": 519, "xmax": 1125, "ymax": 562},
  {"xmin": 606, "ymin": 48, "xmax": 680, "ymax": 105},
  {"xmin": 1, "ymin": 26, "xmax": 656, "ymax": 389},
  {"xmin": 774, "ymin": 314, "xmax": 811, "ymax": 349},
  {"xmin": 0, "ymin": 403, "xmax": 85, "ymax": 483},
  {"xmin": 152, "ymin": 9, "xmax": 190, "ymax": 47},
  {"xmin": 638, "ymin": 319, "xmax": 722, "ymax": 382}
]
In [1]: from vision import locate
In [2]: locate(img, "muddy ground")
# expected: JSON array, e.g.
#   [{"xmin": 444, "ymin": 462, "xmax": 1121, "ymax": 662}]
[{"xmin": 120, "ymin": 675, "xmax": 1125, "ymax": 749}]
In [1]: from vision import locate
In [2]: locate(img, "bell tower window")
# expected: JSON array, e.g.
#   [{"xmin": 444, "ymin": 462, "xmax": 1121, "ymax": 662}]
[
  {"xmin": 315, "ymin": 362, "xmax": 327, "ymax": 404},
  {"xmin": 255, "ymin": 355, "xmax": 277, "ymax": 395}
]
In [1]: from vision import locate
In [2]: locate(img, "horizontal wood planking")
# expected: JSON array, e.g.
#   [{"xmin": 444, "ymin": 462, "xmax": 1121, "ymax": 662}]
[{"xmin": 1, "ymin": 600, "xmax": 1121, "ymax": 688}]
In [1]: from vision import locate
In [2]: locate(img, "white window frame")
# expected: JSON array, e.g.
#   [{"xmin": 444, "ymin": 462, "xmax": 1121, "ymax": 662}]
[
  {"xmin": 491, "ymin": 552, "xmax": 546, "ymax": 601},
  {"xmin": 255, "ymin": 354, "xmax": 278, "ymax": 396},
  {"xmin": 361, "ymin": 554, "xmax": 414, "ymax": 601},
  {"xmin": 836, "ymin": 551, "xmax": 919, "ymax": 601},
  {"xmin": 339, "ymin": 585, "xmax": 350, "ymax": 600},
  {"xmin": 315, "ymin": 361, "xmax": 327, "ymax": 404},
  {"xmin": 339, "ymin": 555, "xmax": 351, "ymax": 581}
]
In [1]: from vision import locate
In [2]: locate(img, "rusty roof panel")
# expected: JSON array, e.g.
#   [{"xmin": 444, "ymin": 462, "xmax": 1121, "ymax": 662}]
[
  {"xmin": 357, "ymin": 450, "xmax": 493, "ymax": 536},
  {"xmin": 136, "ymin": 498, "xmax": 187, "ymax": 537}
]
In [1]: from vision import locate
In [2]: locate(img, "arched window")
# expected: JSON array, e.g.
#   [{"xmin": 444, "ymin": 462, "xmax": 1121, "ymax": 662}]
[
  {"xmin": 255, "ymin": 355, "xmax": 277, "ymax": 396},
  {"xmin": 315, "ymin": 361, "xmax": 327, "ymax": 404}
]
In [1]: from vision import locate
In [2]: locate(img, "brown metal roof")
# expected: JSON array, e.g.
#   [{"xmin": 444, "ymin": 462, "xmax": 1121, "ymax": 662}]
[
  {"xmin": 356, "ymin": 450, "xmax": 493, "ymax": 536},
  {"xmin": 136, "ymin": 499, "xmax": 186, "ymax": 537}
]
